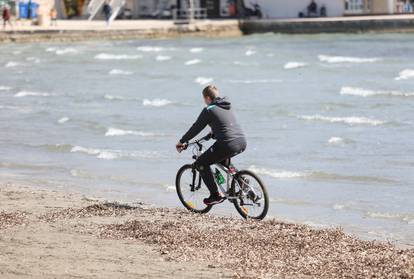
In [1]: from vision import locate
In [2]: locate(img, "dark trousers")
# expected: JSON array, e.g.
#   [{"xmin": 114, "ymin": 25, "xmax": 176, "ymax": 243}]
[{"xmin": 195, "ymin": 138, "xmax": 246, "ymax": 195}]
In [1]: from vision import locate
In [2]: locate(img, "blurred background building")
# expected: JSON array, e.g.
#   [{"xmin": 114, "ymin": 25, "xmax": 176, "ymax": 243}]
[{"xmin": 1, "ymin": 0, "xmax": 413, "ymax": 21}]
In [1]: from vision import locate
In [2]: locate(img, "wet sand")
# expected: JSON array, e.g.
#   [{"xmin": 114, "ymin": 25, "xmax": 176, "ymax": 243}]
[{"xmin": 1, "ymin": 183, "xmax": 413, "ymax": 278}]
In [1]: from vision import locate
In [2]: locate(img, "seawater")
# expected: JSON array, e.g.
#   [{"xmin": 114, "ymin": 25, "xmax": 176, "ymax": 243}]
[{"xmin": 0, "ymin": 33, "xmax": 413, "ymax": 246}]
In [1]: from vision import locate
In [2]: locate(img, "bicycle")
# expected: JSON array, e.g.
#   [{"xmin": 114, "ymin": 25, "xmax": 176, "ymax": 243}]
[{"xmin": 175, "ymin": 135, "xmax": 269, "ymax": 220}]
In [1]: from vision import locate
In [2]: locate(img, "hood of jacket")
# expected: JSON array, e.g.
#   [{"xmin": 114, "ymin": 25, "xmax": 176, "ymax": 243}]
[{"xmin": 210, "ymin": 97, "xmax": 231, "ymax": 110}]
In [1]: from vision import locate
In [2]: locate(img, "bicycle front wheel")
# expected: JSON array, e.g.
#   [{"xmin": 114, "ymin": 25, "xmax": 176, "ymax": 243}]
[
  {"xmin": 175, "ymin": 164, "xmax": 212, "ymax": 214},
  {"xmin": 231, "ymin": 170, "xmax": 269, "ymax": 220}
]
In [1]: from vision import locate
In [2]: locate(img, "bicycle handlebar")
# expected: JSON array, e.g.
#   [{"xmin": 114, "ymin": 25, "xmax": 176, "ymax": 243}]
[{"xmin": 182, "ymin": 133, "xmax": 211, "ymax": 150}]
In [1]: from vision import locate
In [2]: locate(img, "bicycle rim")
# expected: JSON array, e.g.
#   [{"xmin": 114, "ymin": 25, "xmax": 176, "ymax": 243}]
[
  {"xmin": 231, "ymin": 170, "xmax": 269, "ymax": 220},
  {"xmin": 175, "ymin": 164, "xmax": 212, "ymax": 214}
]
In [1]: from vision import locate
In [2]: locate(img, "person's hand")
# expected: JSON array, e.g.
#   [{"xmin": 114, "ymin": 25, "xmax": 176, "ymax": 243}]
[{"xmin": 176, "ymin": 142, "xmax": 185, "ymax": 153}]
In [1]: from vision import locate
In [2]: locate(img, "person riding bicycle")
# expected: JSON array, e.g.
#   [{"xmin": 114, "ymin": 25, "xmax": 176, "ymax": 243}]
[{"xmin": 176, "ymin": 85, "xmax": 247, "ymax": 205}]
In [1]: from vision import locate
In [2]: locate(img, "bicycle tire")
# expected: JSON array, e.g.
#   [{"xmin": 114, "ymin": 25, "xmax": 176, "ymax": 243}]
[
  {"xmin": 175, "ymin": 164, "xmax": 213, "ymax": 214},
  {"xmin": 231, "ymin": 169, "xmax": 269, "ymax": 220}
]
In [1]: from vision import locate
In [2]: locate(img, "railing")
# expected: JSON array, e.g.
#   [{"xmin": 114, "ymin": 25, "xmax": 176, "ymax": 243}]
[
  {"xmin": 172, "ymin": 8, "xmax": 207, "ymax": 21},
  {"xmin": 87, "ymin": 0, "xmax": 105, "ymax": 20},
  {"xmin": 108, "ymin": 0, "xmax": 125, "ymax": 23}
]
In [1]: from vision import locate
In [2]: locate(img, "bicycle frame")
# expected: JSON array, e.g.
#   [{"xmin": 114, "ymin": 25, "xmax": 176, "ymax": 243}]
[{"xmin": 186, "ymin": 138, "xmax": 247, "ymax": 201}]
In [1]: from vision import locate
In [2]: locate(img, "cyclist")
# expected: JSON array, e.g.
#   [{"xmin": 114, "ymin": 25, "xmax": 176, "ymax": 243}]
[{"xmin": 176, "ymin": 85, "xmax": 247, "ymax": 205}]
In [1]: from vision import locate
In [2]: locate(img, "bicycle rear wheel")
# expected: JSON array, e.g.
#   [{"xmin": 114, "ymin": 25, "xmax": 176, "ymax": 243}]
[
  {"xmin": 175, "ymin": 164, "xmax": 212, "ymax": 214},
  {"xmin": 231, "ymin": 170, "xmax": 269, "ymax": 220}
]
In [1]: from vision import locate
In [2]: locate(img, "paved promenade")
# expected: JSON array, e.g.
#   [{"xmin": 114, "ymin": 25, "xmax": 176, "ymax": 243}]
[
  {"xmin": 0, "ymin": 19, "xmax": 241, "ymax": 42},
  {"xmin": 1, "ymin": 14, "xmax": 414, "ymax": 42}
]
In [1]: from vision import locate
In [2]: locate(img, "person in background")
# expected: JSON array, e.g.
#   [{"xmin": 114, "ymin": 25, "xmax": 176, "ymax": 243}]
[
  {"xmin": 403, "ymin": 0, "xmax": 413, "ymax": 13},
  {"xmin": 102, "ymin": 0, "xmax": 112, "ymax": 26},
  {"xmin": 320, "ymin": 4, "xmax": 327, "ymax": 17},
  {"xmin": 2, "ymin": 4, "xmax": 12, "ymax": 30},
  {"xmin": 50, "ymin": 7, "xmax": 58, "ymax": 26},
  {"xmin": 307, "ymin": 0, "xmax": 318, "ymax": 17}
]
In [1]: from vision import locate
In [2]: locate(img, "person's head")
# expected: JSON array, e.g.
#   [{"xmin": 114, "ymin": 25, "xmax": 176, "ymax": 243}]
[{"xmin": 202, "ymin": 85, "xmax": 220, "ymax": 105}]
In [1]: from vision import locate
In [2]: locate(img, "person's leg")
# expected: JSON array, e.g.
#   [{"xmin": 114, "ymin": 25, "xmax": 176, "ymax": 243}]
[{"xmin": 194, "ymin": 142, "xmax": 228, "ymax": 195}]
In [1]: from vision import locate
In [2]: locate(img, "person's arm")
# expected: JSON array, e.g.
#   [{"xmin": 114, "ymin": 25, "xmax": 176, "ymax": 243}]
[{"xmin": 179, "ymin": 108, "xmax": 209, "ymax": 143}]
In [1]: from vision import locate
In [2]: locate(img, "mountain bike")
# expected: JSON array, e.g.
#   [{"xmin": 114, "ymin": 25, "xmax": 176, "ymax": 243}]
[{"xmin": 175, "ymin": 135, "xmax": 269, "ymax": 220}]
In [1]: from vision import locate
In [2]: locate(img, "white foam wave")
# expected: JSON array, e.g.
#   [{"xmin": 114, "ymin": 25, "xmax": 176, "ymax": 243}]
[
  {"xmin": 55, "ymin": 48, "xmax": 78, "ymax": 55},
  {"xmin": 249, "ymin": 165, "xmax": 307, "ymax": 179},
  {"xmin": 395, "ymin": 69, "xmax": 414, "ymax": 81},
  {"xmin": 284, "ymin": 62, "xmax": 308, "ymax": 70},
  {"xmin": 340, "ymin": 86, "xmax": 414, "ymax": 97},
  {"xmin": 328, "ymin": 137, "xmax": 344, "ymax": 145},
  {"xmin": 189, "ymin": 47, "xmax": 203, "ymax": 53},
  {"xmin": 185, "ymin": 59, "xmax": 201, "ymax": 65},
  {"xmin": 104, "ymin": 94, "xmax": 125, "ymax": 101},
  {"xmin": 0, "ymin": 86, "xmax": 12, "ymax": 91},
  {"xmin": 163, "ymin": 184, "xmax": 176, "ymax": 192},
  {"xmin": 142, "ymin": 98, "xmax": 173, "ymax": 107},
  {"xmin": 14, "ymin": 91, "xmax": 52, "ymax": 98},
  {"xmin": 45, "ymin": 47, "xmax": 57, "ymax": 52},
  {"xmin": 109, "ymin": 69, "xmax": 133, "ymax": 75},
  {"xmin": 5, "ymin": 61, "xmax": 20, "ymax": 68},
  {"xmin": 318, "ymin": 55, "xmax": 381, "ymax": 64},
  {"xmin": 70, "ymin": 145, "xmax": 160, "ymax": 160},
  {"xmin": 194, "ymin": 77, "xmax": 213, "ymax": 85},
  {"xmin": 245, "ymin": 49, "xmax": 256, "ymax": 56},
  {"xmin": 95, "ymin": 53, "xmax": 142, "ymax": 60},
  {"xmin": 105, "ymin": 127, "xmax": 157, "ymax": 137},
  {"xmin": 155, "ymin": 55, "xmax": 172, "ymax": 61},
  {"xmin": 299, "ymin": 114, "xmax": 385, "ymax": 126},
  {"xmin": 58, "ymin": 117, "xmax": 70, "ymax": 124},
  {"xmin": 137, "ymin": 46, "xmax": 174, "ymax": 52},
  {"xmin": 228, "ymin": 79, "xmax": 281, "ymax": 84},
  {"xmin": 26, "ymin": 57, "xmax": 40, "ymax": 63},
  {"xmin": 365, "ymin": 211, "xmax": 414, "ymax": 224}
]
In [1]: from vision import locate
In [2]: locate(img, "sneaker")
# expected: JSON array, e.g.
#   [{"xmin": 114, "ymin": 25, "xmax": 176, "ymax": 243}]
[{"xmin": 203, "ymin": 193, "xmax": 225, "ymax": 205}]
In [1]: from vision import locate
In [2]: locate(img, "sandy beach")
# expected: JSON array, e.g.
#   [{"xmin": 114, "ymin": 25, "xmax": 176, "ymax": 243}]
[{"xmin": 1, "ymin": 183, "xmax": 413, "ymax": 279}]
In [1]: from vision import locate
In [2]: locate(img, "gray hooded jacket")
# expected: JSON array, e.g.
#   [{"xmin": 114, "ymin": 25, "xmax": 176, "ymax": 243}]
[{"xmin": 180, "ymin": 97, "xmax": 246, "ymax": 144}]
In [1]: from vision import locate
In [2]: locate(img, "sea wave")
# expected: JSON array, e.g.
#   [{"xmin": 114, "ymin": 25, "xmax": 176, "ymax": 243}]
[
  {"xmin": 318, "ymin": 55, "xmax": 381, "ymax": 64},
  {"xmin": 228, "ymin": 79, "xmax": 282, "ymax": 84},
  {"xmin": 137, "ymin": 46, "xmax": 175, "ymax": 52},
  {"xmin": 14, "ymin": 91, "xmax": 52, "ymax": 98},
  {"xmin": 94, "ymin": 53, "xmax": 143, "ymax": 60},
  {"xmin": 395, "ymin": 69, "xmax": 414, "ymax": 81},
  {"xmin": 55, "ymin": 48, "xmax": 78, "ymax": 55},
  {"xmin": 340, "ymin": 86, "xmax": 414, "ymax": 97},
  {"xmin": 163, "ymin": 184, "xmax": 176, "ymax": 192},
  {"xmin": 155, "ymin": 55, "xmax": 172, "ymax": 61},
  {"xmin": 284, "ymin": 62, "xmax": 308, "ymax": 70},
  {"xmin": 365, "ymin": 211, "xmax": 414, "ymax": 224},
  {"xmin": 109, "ymin": 69, "xmax": 133, "ymax": 75},
  {"xmin": 104, "ymin": 94, "xmax": 125, "ymax": 101},
  {"xmin": 189, "ymin": 47, "xmax": 203, "ymax": 53},
  {"xmin": 245, "ymin": 49, "xmax": 256, "ymax": 56},
  {"xmin": 142, "ymin": 98, "xmax": 173, "ymax": 107},
  {"xmin": 328, "ymin": 137, "xmax": 345, "ymax": 145},
  {"xmin": 299, "ymin": 114, "xmax": 385, "ymax": 126},
  {"xmin": 105, "ymin": 127, "xmax": 158, "ymax": 137},
  {"xmin": 26, "ymin": 57, "xmax": 40, "ymax": 63},
  {"xmin": 185, "ymin": 59, "xmax": 201, "ymax": 65},
  {"xmin": 0, "ymin": 86, "xmax": 12, "ymax": 91},
  {"xmin": 249, "ymin": 165, "xmax": 307, "ymax": 179},
  {"xmin": 194, "ymin": 77, "xmax": 213, "ymax": 85},
  {"xmin": 70, "ymin": 145, "xmax": 161, "ymax": 160},
  {"xmin": 58, "ymin": 117, "xmax": 70, "ymax": 124},
  {"xmin": 5, "ymin": 61, "xmax": 21, "ymax": 68}
]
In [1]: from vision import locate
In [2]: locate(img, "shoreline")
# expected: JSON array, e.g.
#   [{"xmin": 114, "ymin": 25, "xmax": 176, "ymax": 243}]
[
  {"xmin": 0, "ymin": 20, "xmax": 242, "ymax": 43},
  {"xmin": 1, "ymin": 182, "xmax": 413, "ymax": 278},
  {"xmin": 2, "ymin": 15, "xmax": 414, "ymax": 43}
]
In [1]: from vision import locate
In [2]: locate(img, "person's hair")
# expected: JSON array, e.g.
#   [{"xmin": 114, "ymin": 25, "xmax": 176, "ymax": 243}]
[{"xmin": 202, "ymin": 85, "xmax": 219, "ymax": 100}]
